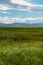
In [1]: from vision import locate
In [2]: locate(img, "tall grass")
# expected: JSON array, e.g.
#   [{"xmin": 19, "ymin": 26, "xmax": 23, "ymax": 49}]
[
  {"xmin": 0, "ymin": 41, "xmax": 43, "ymax": 65},
  {"xmin": 0, "ymin": 27, "xmax": 43, "ymax": 65}
]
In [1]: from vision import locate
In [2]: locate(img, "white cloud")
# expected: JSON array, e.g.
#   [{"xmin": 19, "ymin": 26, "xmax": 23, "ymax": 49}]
[
  {"xmin": 0, "ymin": 4, "xmax": 9, "ymax": 10},
  {"xmin": 0, "ymin": 17, "xmax": 25, "ymax": 24},
  {"xmin": 0, "ymin": 0, "xmax": 43, "ymax": 12},
  {"xmin": 0, "ymin": 11, "xmax": 10, "ymax": 14},
  {"xmin": 0, "ymin": 4, "xmax": 28, "ymax": 12},
  {"xmin": 0, "ymin": 17, "xmax": 43, "ymax": 24},
  {"xmin": 11, "ymin": 0, "xmax": 31, "ymax": 6},
  {"xmin": 0, "ymin": 4, "xmax": 14, "ymax": 10},
  {"xmin": 11, "ymin": 0, "xmax": 43, "ymax": 7},
  {"xmin": 10, "ymin": 0, "xmax": 43, "ymax": 12},
  {"xmin": 2, "ymin": 11, "xmax": 10, "ymax": 14}
]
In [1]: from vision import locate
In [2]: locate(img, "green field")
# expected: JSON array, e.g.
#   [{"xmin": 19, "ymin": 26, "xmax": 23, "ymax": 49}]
[{"xmin": 0, "ymin": 27, "xmax": 43, "ymax": 65}]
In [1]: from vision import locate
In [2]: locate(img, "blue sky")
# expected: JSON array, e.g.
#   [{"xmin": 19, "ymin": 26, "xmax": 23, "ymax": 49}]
[{"xmin": 0, "ymin": 0, "xmax": 43, "ymax": 24}]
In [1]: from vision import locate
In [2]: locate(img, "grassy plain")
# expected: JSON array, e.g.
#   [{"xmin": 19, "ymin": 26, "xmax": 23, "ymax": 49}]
[{"xmin": 0, "ymin": 27, "xmax": 43, "ymax": 65}]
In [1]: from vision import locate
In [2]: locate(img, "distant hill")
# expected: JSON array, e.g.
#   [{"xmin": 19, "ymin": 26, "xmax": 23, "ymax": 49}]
[{"xmin": 0, "ymin": 22, "xmax": 43, "ymax": 26}]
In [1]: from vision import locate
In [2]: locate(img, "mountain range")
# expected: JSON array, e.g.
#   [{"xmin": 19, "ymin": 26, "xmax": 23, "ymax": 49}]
[{"xmin": 0, "ymin": 22, "xmax": 43, "ymax": 26}]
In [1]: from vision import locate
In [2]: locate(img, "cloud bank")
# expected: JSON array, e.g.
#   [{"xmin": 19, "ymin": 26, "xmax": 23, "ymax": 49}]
[
  {"xmin": 0, "ymin": 17, "xmax": 43, "ymax": 24},
  {"xmin": 0, "ymin": 0, "xmax": 43, "ymax": 24}
]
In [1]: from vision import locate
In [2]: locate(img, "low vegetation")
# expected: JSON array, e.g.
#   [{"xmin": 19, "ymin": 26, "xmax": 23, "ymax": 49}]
[{"xmin": 0, "ymin": 27, "xmax": 43, "ymax": 65}]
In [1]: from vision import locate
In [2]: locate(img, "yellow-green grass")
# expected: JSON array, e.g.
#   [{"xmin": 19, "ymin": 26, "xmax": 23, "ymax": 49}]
[
  {"xmin": 0, "ymin": 41, "xmax": 43, "ymax": 65},
  {"xmin": 0, "ymin": 27, "xmax": 43, "ymax": 65}
]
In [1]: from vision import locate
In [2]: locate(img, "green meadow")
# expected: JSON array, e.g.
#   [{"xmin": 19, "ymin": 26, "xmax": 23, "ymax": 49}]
[{"xmin": 0, "ymin": 27, "xmax": 43, "ymax": 65}]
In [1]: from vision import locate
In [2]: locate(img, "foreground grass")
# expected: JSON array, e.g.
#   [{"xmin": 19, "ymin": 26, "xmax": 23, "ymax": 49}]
[{"xmin": 0, "ymin": 41, "xmax": 43, "ymax": 65}]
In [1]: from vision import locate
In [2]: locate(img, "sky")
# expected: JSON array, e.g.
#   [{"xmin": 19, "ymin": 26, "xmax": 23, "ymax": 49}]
[{"xmin": 0, "ymin": 0, "xmax": 43, "ymax": 24}]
